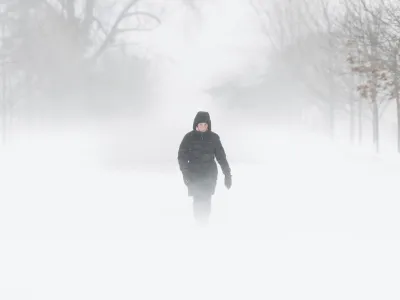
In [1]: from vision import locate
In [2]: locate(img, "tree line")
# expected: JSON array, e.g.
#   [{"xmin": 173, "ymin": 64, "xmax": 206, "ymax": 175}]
[
  {"xmin": 0, "ymin": 0, "xmax": 165, "ymax": 143},
  {"xmin": 251, "ymin": 0, "xmax": 400, "ymax": 153}
]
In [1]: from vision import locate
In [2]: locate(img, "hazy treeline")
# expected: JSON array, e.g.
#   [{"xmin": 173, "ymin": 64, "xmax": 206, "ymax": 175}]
[
  {"xmin": 2, "ymin": 0, "xmax": 400, "ymax": 154},
  {"xmin": 250, "ymin": 0, "xmax": 400, "ymax": 153},
  {"xmin": 0, "ymin": 0, "xmax": 171, "ymax": 137}
]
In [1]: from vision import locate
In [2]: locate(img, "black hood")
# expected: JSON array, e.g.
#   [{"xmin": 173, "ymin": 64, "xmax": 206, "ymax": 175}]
[{"xmin": 193, "ymin": 111, "xmax": 211, "ymax": 131}]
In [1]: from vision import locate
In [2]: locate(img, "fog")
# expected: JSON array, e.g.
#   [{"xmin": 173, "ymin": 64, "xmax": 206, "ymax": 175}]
[{"xmin": 1, "ymin": 0, "xmax": 400, "ymax": 299}]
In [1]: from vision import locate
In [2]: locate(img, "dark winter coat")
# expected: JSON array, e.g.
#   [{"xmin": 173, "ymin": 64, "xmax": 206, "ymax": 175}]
[{"xmin": 178, "ymin": 112, "xmax": 231, "ymax": 197}]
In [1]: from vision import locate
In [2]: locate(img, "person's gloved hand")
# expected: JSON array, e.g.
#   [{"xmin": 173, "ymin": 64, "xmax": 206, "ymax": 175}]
[{"xmin": 224, "ymin": 175, "xmax": 232, "ymax": 190}]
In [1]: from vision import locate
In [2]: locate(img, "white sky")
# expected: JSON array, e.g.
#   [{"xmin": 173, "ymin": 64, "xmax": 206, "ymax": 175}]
[
  {"xmin": 151, "ymin": 0, "xmax": 268, "ymax": 84},
  {"xmin": 123, "ymin": 0, "xmax": 269, "ymax": 121}
]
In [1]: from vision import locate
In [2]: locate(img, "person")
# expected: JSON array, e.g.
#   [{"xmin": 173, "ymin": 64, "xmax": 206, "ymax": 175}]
[{"xmin": 178, "ymin": 111, "xmax": 232, "ymax": 223}]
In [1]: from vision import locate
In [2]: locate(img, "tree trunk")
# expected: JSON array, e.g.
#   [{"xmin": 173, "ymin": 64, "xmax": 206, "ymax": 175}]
[
  {"xmin": 82, "ymin": 0, "xmax": 94, "ymax": 38},
  {"xmin": 396, "ymin": 95, "xmax": 400, "ymax": 153},
  {"xmin": 372, "ymin": 99, "xmax": 379, "ymax": 153},
  {"xmin": 393, "ymin": 56, "xmax": 400, "ymax": 154},
  {"xmin": 358, "ymin": 98, "xmax": 363, "ymax": 144},
  {"xmin": 65, "ymin": 0, "xmax": 75, "ymax": 21},
  {"xmin": 2, "ymin": 69, "xmax": 5, "ymax": 145},
  {"xmin": 329, "ymin": 102, "xmax": 335, "ymax": 138},
  {"xmin": 350, "ymin": 95, "xmax": 355, "ymax": 144},
  {"xmin": 395, "ymin": 69, "xmax": 400, "ymax": 153},
  {"xmin": 1, "ymin": 22, "xmax": 6, "ymax": 145}
]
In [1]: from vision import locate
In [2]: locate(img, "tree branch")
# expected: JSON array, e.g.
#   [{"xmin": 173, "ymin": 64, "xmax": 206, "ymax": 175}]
[{"xmin": 91, "ymin": 0, "xmax": 141, "ymax": 60}]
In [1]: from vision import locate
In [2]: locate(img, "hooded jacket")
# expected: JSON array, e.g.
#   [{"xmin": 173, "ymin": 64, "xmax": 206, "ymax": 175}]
[
  {"xmin": 192, "ymin": 111, "xmax": 212, "ymax": 131},
  {"xmin": 178, "ymin": 111, "xmax": 231, "ymax": 196}
]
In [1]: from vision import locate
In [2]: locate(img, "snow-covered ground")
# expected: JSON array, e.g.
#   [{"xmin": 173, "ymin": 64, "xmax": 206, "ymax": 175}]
[{"xmin": 1, "ymin": 121, "xmax": 400, "ymax": 300}]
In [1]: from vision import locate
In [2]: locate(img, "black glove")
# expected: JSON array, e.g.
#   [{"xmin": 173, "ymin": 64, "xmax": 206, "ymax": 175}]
[{"xmin": 224, "ymin": 175, "xmax": 232, "ymax": 190}]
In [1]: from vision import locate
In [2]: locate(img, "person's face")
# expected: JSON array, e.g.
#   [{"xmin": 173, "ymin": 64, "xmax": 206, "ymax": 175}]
[{"xmin": 196, "ymin": 122, "xmax": 208, "ymax": 132}]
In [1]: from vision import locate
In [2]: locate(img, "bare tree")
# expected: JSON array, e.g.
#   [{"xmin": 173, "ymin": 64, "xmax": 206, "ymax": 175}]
[
  {"xmin": 0, "ymin": 1, "xmax": 25, "ymax": 143},
  {"xmin": 250, "ymin": 0, "xmax": 309, "ymax": 52},
  {"xmin": 0, "ymin": 0, "xmax": 162, "ymax": 140},
  {"xmin": 251, "ymin": 0, "xmax": 356, "ymax": 139},
  {"xmin": 90, "ymin": 0, "xmax": 161, "ymax": 61},
  {"xmin": 368, "ymin": 0, "xmax": 400, "ymax": 153},
  {"xmin": 343, "ymin": 0, "xmax": 388, "ymax": 152}
]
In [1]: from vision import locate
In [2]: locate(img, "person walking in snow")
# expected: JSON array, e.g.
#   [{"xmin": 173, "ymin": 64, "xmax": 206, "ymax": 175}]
[{"xmin": 178, "ymin": 111, "xmax": 232, "ymax": 223}]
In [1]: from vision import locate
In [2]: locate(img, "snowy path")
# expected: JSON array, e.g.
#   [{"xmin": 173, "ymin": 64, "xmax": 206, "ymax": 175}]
[
  {"xmin": 2, "ymin": 158, "xmax": 399, "ymax": 241},
  {"xmin": 1, "ymin": 138, "xmax": 400, "ymax": 299}
]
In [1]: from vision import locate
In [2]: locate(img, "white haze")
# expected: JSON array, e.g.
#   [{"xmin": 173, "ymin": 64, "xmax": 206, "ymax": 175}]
[{"xmin": 1, "ymin": 1, "xmax": 400, "ymax": 300}]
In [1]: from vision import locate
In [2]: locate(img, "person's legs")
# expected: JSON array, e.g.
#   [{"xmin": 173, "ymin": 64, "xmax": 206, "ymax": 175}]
[
  {"xmin": 190, "ymin": 177, "xmax": 215, "ymax": 224},
  {"xmin": 193, "ymin": 194, "xmax": 212, "ymax": 224}
]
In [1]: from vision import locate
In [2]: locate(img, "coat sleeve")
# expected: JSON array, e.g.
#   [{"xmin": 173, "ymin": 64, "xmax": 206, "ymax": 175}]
[
  {"xmin": 178, "ymin": 133, "xmax": 191, "ymax": 176},
  {"xmin": 214, "ymin": 134, "xmax": 231, "ymax": 177}
]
